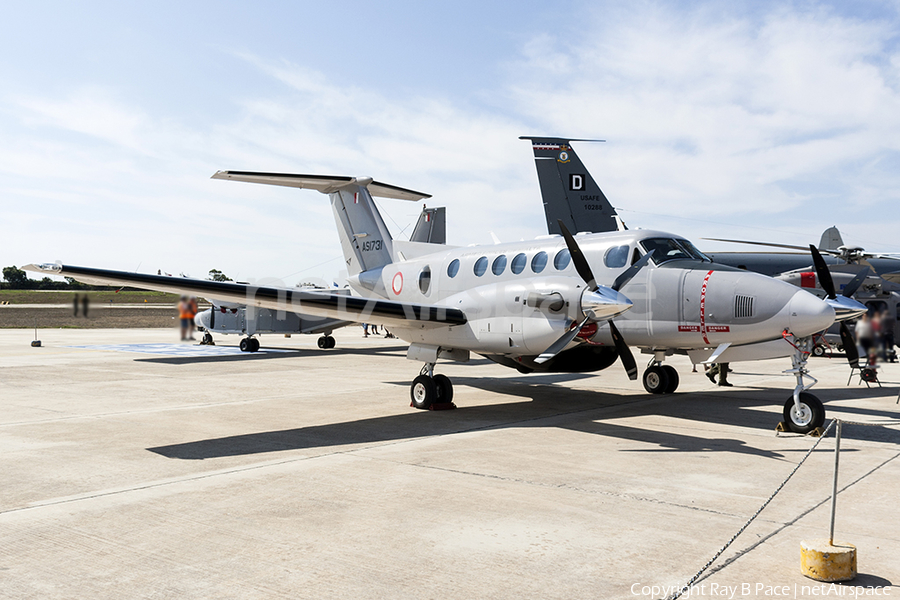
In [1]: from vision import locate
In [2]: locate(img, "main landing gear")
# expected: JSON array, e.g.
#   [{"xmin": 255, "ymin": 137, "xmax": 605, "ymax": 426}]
[
  {"xmin": 782, "ymin": 335, "xmax": 826, "ymax": 434},
  {"xmin": 410, "ymin": 363, "xmax": 454, "ymax": 410},
  {"xmin": 642, "ymin": 355, "xmax": 679, "ymax": 394},
  {"xmin": 239, "ymin": 337, "xmax": 260, "ymax": 352},
  {"xmin": 317, "ymin": 335, "xmax": 336, "ymax": 349}
]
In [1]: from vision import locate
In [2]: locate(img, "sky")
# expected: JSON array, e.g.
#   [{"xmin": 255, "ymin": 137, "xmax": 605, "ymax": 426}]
[{"xmin": 2, "ymin": 0, "xmax": 900, "ymax": 286}]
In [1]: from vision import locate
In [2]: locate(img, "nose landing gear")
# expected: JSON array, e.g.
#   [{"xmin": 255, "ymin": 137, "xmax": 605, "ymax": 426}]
[{"xmin": 782, "ymin": 334, "xmax": 826, "ymax": 434}]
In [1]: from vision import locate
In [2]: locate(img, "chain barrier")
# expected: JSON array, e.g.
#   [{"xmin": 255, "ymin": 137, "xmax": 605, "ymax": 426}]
[{"xmin": 665, "ymin": 416, "xmax": 900, "ymax": 600}]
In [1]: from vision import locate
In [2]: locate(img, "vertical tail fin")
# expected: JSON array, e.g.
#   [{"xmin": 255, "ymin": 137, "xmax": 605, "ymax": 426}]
[
  {"xmin": 519, "ymin": 136, "xmax": 620, "ymax": 235},
  {"xmin": 210, "ymin": 171, "xmax": 431, "ymax": 276},
  {"xmin": 818, "ymin": 226, "xmax": 844, "ymax": 251},
  {"xmin": 409, "ymin": 206, "xmax": 446, "ymax": 244}
]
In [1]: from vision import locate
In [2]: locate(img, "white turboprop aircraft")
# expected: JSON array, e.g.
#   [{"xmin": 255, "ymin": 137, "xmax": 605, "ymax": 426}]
[{"xmin": 25, "ymin": 170, "xmax": 865, "ymax": 433}]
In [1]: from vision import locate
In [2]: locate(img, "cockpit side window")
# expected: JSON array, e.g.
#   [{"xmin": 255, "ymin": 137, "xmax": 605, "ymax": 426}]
[
  {"xmin": 639, "ymin": 238, "xmax": 693, "ymax": 265},
  {"xmin": 676, "ymin": 239, "xmax": 711, "ymax": 262}
]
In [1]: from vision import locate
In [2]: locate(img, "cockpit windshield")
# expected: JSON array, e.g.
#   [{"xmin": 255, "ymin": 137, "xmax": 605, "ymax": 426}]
[{"xmin": 639, "ymin": 238, "xmax": 711, "ymax": 265}]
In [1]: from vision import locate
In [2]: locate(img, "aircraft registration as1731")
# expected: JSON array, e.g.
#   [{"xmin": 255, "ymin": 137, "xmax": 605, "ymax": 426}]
[{"xmin": 25, "ymin": 167, "xmax": 865, "ymax": 434}]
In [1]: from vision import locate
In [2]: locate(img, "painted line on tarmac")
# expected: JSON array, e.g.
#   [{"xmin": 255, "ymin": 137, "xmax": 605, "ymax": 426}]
[{"xmin": 67, "ymin": 343, "xmax": 293, "ymax": 357}]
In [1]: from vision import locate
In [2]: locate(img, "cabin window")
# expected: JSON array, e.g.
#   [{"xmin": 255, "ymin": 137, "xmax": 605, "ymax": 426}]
[
  {"xmin": 554, "ymin": 248, "xmax": 571, "ymax": 270},
  {"xmin": 492, "ymin": 255, "xmax": 507, "ymax": 276},
  {"xmin": 474, "ymin": 256, "xmax": 488, "ymax": 277},
  {"xmin": 418, "ymin": 266, "xmax": 431, "ymax": 294},
  {"xmin": 511, "ymin": 253, "xmax": 527, "ymax": 274},
  {"xmin": 447, "ymin": 258, "xmax": 460, "ymax": 278},
  {"xmin": 604, "ymin": 245, "xmax": 629, "ymax": 268},
  {"xmin": 531, "ymin": 251, "xmax": 548, "ymax": 273}
]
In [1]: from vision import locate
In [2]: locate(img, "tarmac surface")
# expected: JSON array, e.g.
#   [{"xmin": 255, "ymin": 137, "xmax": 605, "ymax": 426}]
[{"xmin": 1, "ymin": 327, "xmax": 899, "ymax": 599}]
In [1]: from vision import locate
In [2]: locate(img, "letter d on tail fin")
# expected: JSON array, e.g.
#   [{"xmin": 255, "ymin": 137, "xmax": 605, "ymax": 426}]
[{"xmin": 519, "ymin": 136, "xmax": 620, "ymax": 235}]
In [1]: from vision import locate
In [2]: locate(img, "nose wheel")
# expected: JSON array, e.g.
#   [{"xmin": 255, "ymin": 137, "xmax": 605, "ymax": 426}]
[
  {"xmin": 783, "ymin": 392, "xmax": 825, "ymax": 434},
  {"xmin": 410, "ymin": 364, "xmax": 455, "ymax": 409}
]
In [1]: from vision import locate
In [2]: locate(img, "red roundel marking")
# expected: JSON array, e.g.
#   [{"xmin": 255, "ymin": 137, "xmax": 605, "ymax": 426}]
[{"xmin": 392, "ymin": 272, "xmax": 403, "ymax": 295}]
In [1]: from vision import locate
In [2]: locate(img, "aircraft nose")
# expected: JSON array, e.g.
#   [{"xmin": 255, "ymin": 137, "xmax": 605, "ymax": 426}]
[{"xmin": 788, "ymin": 290, "xmax": 835, "ymax": 337}]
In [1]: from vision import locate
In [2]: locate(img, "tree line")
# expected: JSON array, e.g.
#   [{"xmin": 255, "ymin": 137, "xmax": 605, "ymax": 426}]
[{"xmin": 2, "ymin": 266, "xmax": 234, "ymax": 290}]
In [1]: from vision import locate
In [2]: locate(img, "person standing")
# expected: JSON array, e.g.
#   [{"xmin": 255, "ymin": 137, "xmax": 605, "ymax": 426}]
[
  {"xmin": 178, "ymin": 296, "xmax": 192, "ymax": 341},
  {"xmin": 73, "ymin": 294, "xmax": 79, "ymax": 317}
]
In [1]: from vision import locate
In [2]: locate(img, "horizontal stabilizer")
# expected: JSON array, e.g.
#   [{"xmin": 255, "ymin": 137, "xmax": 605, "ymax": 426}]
[{"xmin": 211, "ymin": 171, "xmax": 431, "ymax": 201}]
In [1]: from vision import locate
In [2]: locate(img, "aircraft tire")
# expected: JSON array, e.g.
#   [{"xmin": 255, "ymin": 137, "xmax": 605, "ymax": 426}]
[
  {"xmin": 249, "ymin": 338, "xmax": 260, "ymax": 352},
  {"xmin": 642, "ymin": 366, "xmax": 669, "ymax": 394},
  {"xmin": 239, "ymin": 338, "xmax": 250, "ymax": 352},
  {"xmin": 201, "ymin": 332, "xmax": 214, "ymax": 346},
  {"xmin": 812, "ymin": 344, "xmax": 827, "ymax": 357},
  {"xmin": 662, "ymin": 365, "xmax": 679, "ymax": 393},
  {"xmin": 410, "ymin": 375, "xmax": 437, "ymax": 410},
  {"xmin": 783, "ymin": 393, "xmax": 825, "ymax": 434},
  {"xmin": 325, "ymin": 336, "xmax": 336, "ymax": 349},
  {"xmin": 433, "ymin": 374, "xmax": 453, "ymax": 404},
  {"xmin": 317, "ymin": 336, "xmax": 326, "ymax": 349}
]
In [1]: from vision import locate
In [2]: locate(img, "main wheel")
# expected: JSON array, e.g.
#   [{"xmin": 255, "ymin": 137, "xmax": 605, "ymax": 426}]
[
  {"xmin": 410, "ymin": 375, "xmax": 437, "ymax": 410},
  {"xmin": 317, "ymin": 336, "xmax": 326, "ymax": 349},
  {"xmin": 661, "ymin": 365, "xmax": 679, "ymax": 393},
  {"xmin": 324, "ymin": 336, "xmax": 336, "ymax": 349},
  {"xmin": 783, "ymin": 392, "xmax": 825, "ymax": 434},
  {"xmin": 812, "ymin": 344, "xmax": 827, "ymax": 357},
  {"xmin": 239, "ymin": 338, "xmax": 250, "ymax": 352},
  {"xmin": 433, "ymin": 374, "xmax": 453, "ymax": 404},
  {"xmin": 249, "ymin": 338, "xmax": 260, "ymax": 352},
  {"xmin": 642, "ymin": 366, "xmax": 670, "ymax": 394}
]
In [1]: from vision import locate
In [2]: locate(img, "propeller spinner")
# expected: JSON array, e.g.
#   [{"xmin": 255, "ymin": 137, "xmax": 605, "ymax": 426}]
[{"xmin": 534, "ymin": 222, "xmax": 650, "ymax": 380}]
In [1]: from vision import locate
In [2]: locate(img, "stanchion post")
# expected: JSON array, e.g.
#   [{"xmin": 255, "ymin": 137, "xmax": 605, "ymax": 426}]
[{"xmin": 829, "ymin": 419, "xmax": 842, "ymax": 545}]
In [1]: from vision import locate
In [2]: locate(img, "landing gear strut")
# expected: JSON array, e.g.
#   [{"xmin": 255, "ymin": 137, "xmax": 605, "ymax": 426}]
[
  {"xmin": 317, "ymin": 335, "xmax": 336, "ymax": 349},
  {"xmin": 239, "ymin": 337, "xmax": 260, "ymax": 352},
  {"xmin": 643, "ymin": 354, "xmax": 679, "ymax": 394},
  {"xmin": 410, "ymin": 363, "xmax": 454, "ymax": 409},
  {"xmin": 782, "ymin": 335, "xmax": 826, "ymax": 434}
]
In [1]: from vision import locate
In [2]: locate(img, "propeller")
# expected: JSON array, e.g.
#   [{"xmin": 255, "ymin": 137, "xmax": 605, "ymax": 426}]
[
  {"xmin": 534, "ymin": 221, "xmax": 650, "ymax": 379},
  {"xmin": 808, "ymin": 245, "xmax": 866, "ymax": 369}
]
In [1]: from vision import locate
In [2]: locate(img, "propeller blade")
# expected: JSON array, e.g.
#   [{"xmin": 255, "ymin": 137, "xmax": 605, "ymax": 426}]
[
  {"xmin": 839, "ymin": 321, "xmax": 860, "ymax": 369},
  {"xmin": 842, "ymin": 268, "xmax": 869, "ymax": 298},
  {"xmin": 612, "ymin": 251, "xmax": 654, "ymax": 292},
  {"xmin": 809, "ymin": 245, "xmax": 836, "ymax": 299},
  {"xmin": 534, "ymin": 316, "xmax": 590, "ymax": 364},
  {"xmin": 609, "ymin": 320, "xmax": 638, "ymax": 380},
  {"xmin": 557, "ymin": 219, "xmax": 596, "ymax": 290}
]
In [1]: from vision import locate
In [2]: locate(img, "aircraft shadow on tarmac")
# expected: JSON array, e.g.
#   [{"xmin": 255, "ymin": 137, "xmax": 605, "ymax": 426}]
[
  {"xmin": 148, "ymin": 374, "xmax": 898, "ymax": 461},
  {"xmin": 136, "ymin": 344, "xmax": 411, "ymax": 365}
]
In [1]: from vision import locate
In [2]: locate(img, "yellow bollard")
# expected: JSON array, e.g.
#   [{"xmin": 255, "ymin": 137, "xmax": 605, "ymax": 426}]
[{"xmin": 800, "ymin": 539, "xmax": 857, "ymax": 582}]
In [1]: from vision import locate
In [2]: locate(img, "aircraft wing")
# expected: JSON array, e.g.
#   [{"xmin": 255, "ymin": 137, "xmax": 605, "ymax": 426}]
[{"xmin": 22, "ymin": 263, "xmax": 466, "ymax": 327}]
